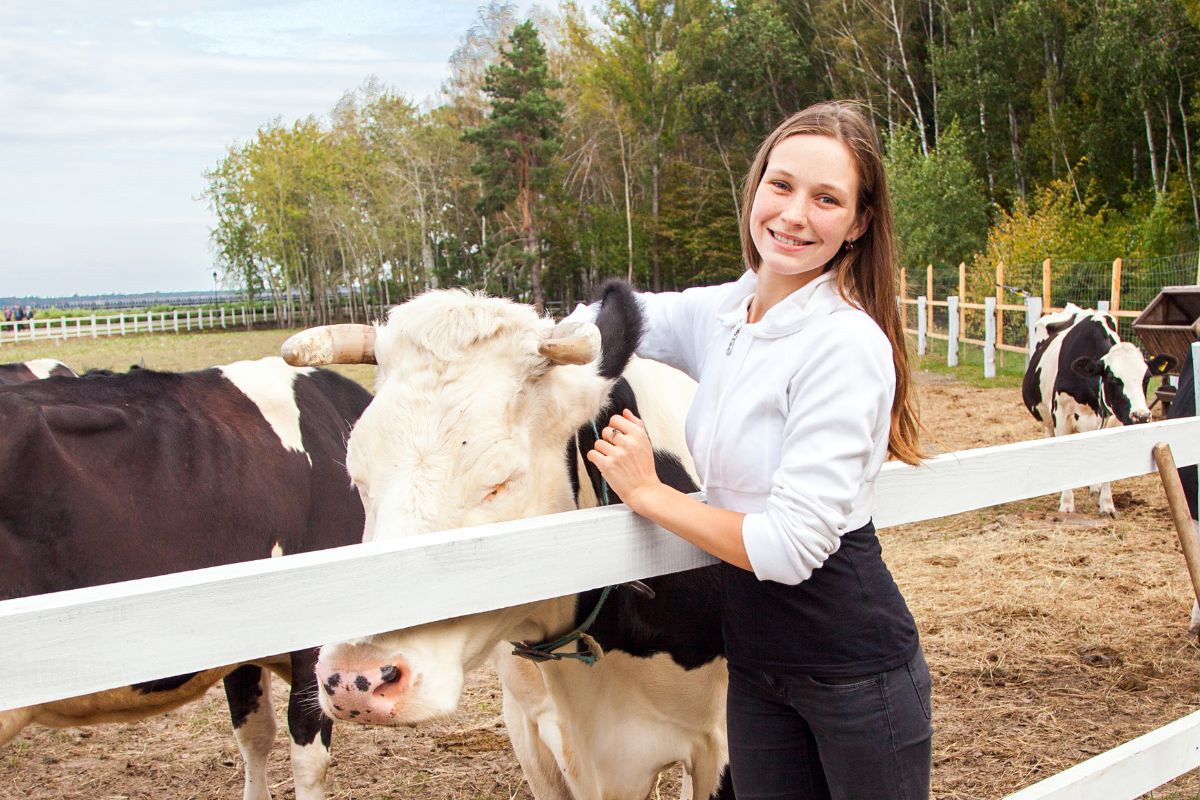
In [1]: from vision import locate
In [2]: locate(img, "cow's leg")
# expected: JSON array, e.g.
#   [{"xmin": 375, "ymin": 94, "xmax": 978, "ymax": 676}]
[
  {"xmin": 1097, "ymin": 481, "xmax": 1117, "ymax": 517},
  {"xmin": 680, "ymin": 734, "xmax": 729, "ymax": 800},
  {"xmin": 1190, "ymin": 599, "xmax": 1200, "ymax": 636},
  {"xmin": 287, "ymin": 648, "xmax": 332, "ymax": 800},
  {"xmin": 224, "ymin": 665, "xmax": 276, "ymax": 800},
  {"xmin": 1051, "ymin": 412, "xmax": 1077, "ymax": 513},
  {"xmin": 492, "ymin": 651, "xmax": 574, "ymax": 800},
  {"xmin": 0, "ymin": 707, "xmax": 34, "ymax": 747}
]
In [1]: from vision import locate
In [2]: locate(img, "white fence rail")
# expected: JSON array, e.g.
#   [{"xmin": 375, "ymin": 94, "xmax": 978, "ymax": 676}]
[
  {"xmin": 0, "ymin": 306, "xmax": 284, "ymax": 345},
  {"xmin": 3, "ymin": 418, "xmax": 1200, "ymax": 797}
]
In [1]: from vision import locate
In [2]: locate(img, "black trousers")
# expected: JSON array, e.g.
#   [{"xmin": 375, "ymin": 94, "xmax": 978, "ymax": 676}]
[{"xmin": 726, "ymin": 649, "xmax": 933, "ymax": 800}]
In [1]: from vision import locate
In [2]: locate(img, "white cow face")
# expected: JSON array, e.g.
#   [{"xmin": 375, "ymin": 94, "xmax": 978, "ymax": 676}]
[
  {"xmin": 1072, "ymin": 342, "xmax": 1174, "ymax": 425},
  {"xmin": 319, "ymin": 291, "xmax": 613, "ymax": 725}
]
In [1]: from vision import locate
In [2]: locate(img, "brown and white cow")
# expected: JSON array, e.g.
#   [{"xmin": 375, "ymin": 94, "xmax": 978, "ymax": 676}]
[
  {"xmin": 0, "ymin": 357, "xmax": 370, "ymax": 800},
  {"xmin": 283, "ymin": 285, "xmax": 733, "ymax": 800},
  {"xmin": 1022, "ymin": 303, "xmax": 1175, "ymax": 516},
  {"xmin": 0, "ymin": 358, "xmax": 77, "ymax": 384}
]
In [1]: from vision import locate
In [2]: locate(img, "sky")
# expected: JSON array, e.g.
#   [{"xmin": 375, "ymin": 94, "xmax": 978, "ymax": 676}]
[{"xmin": 0, "ymin": 1, "xmax": 535, "ymax": 299}]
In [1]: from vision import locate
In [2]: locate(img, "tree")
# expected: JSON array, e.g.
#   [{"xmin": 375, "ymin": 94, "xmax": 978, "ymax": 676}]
[
  {"xmin": 465, "ymin": 20, "xmax": 565, "ymax": 312},
  {"xmin": 886, "ymin": 121, "xmax": 991, "ymax": 270}
]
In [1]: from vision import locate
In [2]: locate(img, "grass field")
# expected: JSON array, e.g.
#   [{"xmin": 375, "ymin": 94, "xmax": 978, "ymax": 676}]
[{"xmin": 1, "ymin": 327, "xmax": 377, "ymax": 390}]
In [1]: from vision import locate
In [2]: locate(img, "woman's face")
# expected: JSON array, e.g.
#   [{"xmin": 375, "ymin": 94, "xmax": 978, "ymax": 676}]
[{"xmin": 748, "ymin": 134, "xmax": 866, "ymax": 287}]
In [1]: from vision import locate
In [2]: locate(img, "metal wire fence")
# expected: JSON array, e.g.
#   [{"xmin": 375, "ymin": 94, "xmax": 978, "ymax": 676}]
[{"xmin": 901, "ymin": 251, "xmax": 1200, "ymax": 355}]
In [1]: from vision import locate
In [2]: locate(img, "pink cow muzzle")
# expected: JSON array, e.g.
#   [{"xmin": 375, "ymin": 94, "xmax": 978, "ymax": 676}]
[{"xmin": 316, "ymin": 647, "xmax": 411, "ymax": 726}]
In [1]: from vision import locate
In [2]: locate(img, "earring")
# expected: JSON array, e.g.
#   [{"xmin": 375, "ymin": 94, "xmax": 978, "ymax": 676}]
[{"xmin": 844, "ymin": 239, "xmax": 856, "ymax": 251}]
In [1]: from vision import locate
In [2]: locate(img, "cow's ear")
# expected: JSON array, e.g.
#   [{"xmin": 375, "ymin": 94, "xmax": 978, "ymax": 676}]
[
  {"xmin": 593, "ymin": 281, "xmax": 645, "ymax": 379},
  {"xmin": 1071, "ymin": 356, "xmax": 1103, "ymax": 378},
  {"xmin": 1148, "ymin": 354, "xmax": 1178, "ymax": 375}
]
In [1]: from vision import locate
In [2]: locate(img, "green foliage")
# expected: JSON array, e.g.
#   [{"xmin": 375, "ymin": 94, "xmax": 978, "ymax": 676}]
[
  {"xmin": 203, "ymin": 0, "xmax": 1200, "ymax": 314},
  {"xmin": 886, "ymin": 121, "xmax": 991, "ymax": 270}
]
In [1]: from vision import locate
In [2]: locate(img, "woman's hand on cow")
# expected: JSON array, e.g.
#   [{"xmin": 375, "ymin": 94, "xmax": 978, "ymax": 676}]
[{"xmin": 587, "ymin": 409, "xmax": 662, "ymax": 513}]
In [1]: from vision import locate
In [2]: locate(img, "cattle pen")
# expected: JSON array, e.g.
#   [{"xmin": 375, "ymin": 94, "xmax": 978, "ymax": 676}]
[{"xmin": 4, "ymin": 378, "xmax": 1200, "ymax": 798}]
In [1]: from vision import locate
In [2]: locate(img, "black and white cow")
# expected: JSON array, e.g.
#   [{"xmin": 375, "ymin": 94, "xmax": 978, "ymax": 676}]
[
  {"xmin": 0, "ymin": 358, "xmax": 77, "ymax": 385},
  {"xmin": 1022, "ymin": 302, "xmax": 1176, "ymax": 515},
  {"xmin": 0, "ymin": 357, "xmax": 370, "ymax": 800},
  {"xmin": 282, "ymin": 286, "xmax": 733, "ymax": 800}
]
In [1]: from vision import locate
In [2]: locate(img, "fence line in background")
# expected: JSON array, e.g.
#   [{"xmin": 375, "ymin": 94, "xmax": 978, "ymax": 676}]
[{"xmin": 0, "ymin": 306, "xmax": 284, "ymax": 345}]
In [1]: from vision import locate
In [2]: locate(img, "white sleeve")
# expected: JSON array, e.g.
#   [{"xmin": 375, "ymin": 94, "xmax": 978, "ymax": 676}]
[{"xmin": 740, "ymin": 315, "xmax": 895, "ymax": 584}]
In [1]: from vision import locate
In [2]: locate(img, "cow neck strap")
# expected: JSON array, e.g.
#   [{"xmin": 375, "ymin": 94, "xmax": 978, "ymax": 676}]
[
  {"xmin": 509, "ymin": 585, "xmax": 613, "ymax": 666},
  {"xmin": 509, "ymin": 421, "xmax": 616, "ymax": 667}
]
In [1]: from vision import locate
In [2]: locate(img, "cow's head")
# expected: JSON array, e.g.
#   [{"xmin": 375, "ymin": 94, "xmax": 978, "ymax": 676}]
[
  {"xmin": 281, "ymin": 284, "xmax": 642, "ymax": 725},
  {"xmin": 1071, "ymin": 343, "xmax": 1175, "ymax": 424}
]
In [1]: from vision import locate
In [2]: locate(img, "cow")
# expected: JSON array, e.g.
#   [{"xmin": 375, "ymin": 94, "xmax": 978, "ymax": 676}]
[
  {"xmin": 0, "ymin": 357, "xmax": 370, "ymax": 800},
  {"xmin": 0, "ymin": 358, "xmax": 77, "ymax": 384},
  {"xmin": 282, "ymin": 285, "xmax": 733, "ymax": 800},
  {"xmin": 1022, "ymin": 302, "xmax": 1176, "ymax": 516}
]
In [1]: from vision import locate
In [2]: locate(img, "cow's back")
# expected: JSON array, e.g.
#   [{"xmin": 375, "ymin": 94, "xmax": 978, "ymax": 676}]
[{"xmin": 0, "ymin": 360, "xmax": 368, "ymax": 600}]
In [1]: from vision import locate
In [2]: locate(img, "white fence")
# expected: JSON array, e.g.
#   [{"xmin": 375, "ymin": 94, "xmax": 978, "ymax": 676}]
[
  {"xmin": 0, "ymin": 306, "xmax": 284, "ymax": 345},
  {"xmin": 3, "ymin": 417, "xmax": 1200, "ymax": 797}
]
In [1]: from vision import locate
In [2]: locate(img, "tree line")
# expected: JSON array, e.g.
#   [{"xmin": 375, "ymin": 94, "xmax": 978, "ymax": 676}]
[{"xmin": 204, "ymin": 0, "xmax": 1200, "ymax": 323}]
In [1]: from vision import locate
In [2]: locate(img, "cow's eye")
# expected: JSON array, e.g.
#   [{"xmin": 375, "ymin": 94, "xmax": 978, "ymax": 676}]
[{"xmin": 484, "ymin": 482, "xmax": 507, "ymax": 501}]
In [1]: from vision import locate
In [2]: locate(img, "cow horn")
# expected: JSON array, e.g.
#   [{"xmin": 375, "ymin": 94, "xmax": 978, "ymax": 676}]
[
  {"xmin": 281, "ymin": 324, "xmax": 377, "ymax": 366},
  {"xmin": 538, "ymin": 321, "xmax": 601, "ymax": 366}
]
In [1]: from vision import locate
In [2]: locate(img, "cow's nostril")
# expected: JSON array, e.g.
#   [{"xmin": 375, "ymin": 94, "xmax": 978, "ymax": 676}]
[{"xmin": 381, "ymin": 665, "xmax": 400, "ymax": 684}]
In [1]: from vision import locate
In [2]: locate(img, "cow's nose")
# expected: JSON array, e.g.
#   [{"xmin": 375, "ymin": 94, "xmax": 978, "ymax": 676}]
[
  {"xmin": 319, "ymin": 662, "xmax": 411, "ymax": 724},
  {"xmin": 1131, "ymin": 409, "xmax": 1152, "ymax": 424}
]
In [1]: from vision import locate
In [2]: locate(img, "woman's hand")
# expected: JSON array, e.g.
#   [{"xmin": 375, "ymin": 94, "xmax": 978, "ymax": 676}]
[{"xmin": 586, "ymin": 409, "xmax": 663, "ymax": 513}]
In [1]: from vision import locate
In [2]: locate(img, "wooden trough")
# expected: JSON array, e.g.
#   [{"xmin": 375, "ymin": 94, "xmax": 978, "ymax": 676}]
[{"xmin": 1132, "ymin": 285, "xmax": 1200, "ymax": 411}]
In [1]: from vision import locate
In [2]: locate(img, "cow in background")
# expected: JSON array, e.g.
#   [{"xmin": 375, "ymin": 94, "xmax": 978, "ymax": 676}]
[
  {"xmin": 284, "ymin": 286, "xmax": 733, "ymax": 800},
  {"xmin": 1022, "ymin": 303, "xmax": 1175, "ymax": 516},
  {"xmin": 0, "ymin": 358, "xmax": 76, "ymax": 384},
  {"xmin": 0, "ymin": 357, "xmax": 370, "ymax": 800}
]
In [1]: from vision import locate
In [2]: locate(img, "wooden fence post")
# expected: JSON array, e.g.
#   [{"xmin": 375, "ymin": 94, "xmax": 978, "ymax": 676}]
[
  {"xmin": 984, "ymin": 297, "xmax": 996, "ymax": 379},
  {"xmin": 60, "ymin": 317, "xmax": 66, "ymax": 340},
  {"xmin": 996, "ymin": 261, "xmax": 1005, "ymax": 355},
  {"xmin": 90, "ymin": 315, "xmax": 96, "ymax": 339},
  {"xmin": 1026, "ymin": 297, "xmax": 1042, "ymax": 367},
  {"xmin": 1043, "ymin": 258, "xmax": 1052, "ymax": 311},
  {"xmin": 1111, "ymin": 257, "xmax": 1123, "ymax": 314},
  {"xmin": 221, "ymin": 307, "xmax": 227, "ymax": 329},
  {"xmin": 948, "ymin": 296, "xmax": 959, "ymax": 367},
  {"xmin": 958, "ymin": 262, "xmax": 966, "ymax": 336},
  {"xmin": 120, "ymin": 314, "xmax": 126, "ymax": 336},
  {"xmin": 926, "ymin": 264, "xmax": 934, "ymax": 334},
  {"xmin": 917, "ymin": 296, "xmax": 927, "ymax": 355},
  {"xmin": 900, "ymin": 268, "xmax": 908, "ymax": 329}
]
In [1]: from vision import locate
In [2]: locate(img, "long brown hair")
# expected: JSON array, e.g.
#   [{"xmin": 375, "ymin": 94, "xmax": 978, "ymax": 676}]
[{"xmin": 739, "ymin": 101, "xmax": 922, "ymax": 464}]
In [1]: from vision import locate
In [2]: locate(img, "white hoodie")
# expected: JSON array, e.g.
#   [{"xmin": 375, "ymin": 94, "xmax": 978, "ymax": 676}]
[{"xmin": 577, "ymin": 269, "xmax": 895, "ymax": 585}]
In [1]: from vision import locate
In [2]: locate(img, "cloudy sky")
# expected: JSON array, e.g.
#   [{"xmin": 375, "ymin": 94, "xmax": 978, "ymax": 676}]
[{"xmin": 0, "ymin": 1, "xmax": 535, "ymax": 299}]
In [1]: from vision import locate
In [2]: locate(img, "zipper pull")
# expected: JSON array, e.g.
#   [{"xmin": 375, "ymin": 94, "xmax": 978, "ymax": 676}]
[{"xmin": 725, "ymin": 323, "xmax": 743, "ymax": 355}]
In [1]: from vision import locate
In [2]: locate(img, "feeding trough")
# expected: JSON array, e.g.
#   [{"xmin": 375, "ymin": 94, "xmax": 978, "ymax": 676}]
[{"xmin": 1132, "ymin": 285, "xmax": 1200, "ymax": 411}]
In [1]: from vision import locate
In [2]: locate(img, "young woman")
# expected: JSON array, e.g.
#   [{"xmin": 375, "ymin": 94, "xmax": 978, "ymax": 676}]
[{"xmin": 584, "ymin": 101, "xmax": 932, "ymax": 799}]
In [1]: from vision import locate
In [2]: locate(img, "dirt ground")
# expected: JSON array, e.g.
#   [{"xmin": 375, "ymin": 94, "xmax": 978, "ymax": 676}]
[{"xmin": 3, "ymin": 370, "xmax": 1199, "ymax": 799}]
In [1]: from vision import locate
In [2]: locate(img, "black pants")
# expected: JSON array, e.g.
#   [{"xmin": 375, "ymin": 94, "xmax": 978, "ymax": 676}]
[{"xmin": 726, "ymin": 649, "xmax": 933, "ymax": 800}]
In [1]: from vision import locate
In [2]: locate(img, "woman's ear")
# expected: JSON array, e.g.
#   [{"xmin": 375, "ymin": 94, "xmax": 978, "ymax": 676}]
[{"xmin": 850, "ymin": 208, "xmax": 872, "ymax": 243}]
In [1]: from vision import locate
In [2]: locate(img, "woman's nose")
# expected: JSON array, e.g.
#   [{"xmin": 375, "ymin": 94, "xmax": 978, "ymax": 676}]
[{"xmin": 779, "ymin": 198, "xmax": 808, "ymax": 226}]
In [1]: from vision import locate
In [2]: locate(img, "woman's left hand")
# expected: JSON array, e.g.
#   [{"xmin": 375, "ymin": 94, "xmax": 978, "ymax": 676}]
[{"xmin": 586, "ymin": 409, "xmax": 662, "ymax": 512}]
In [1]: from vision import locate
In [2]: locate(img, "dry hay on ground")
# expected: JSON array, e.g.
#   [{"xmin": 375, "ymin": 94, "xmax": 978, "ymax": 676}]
[{"xmin": 3, "ymin": 371, "xmax": 1199, "ymax": 800}]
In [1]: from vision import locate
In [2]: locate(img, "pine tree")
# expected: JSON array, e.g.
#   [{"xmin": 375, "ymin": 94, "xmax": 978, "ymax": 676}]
[{"xmin": 465, "ymin": 20, "xmax": 564, "ymax": 312}]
